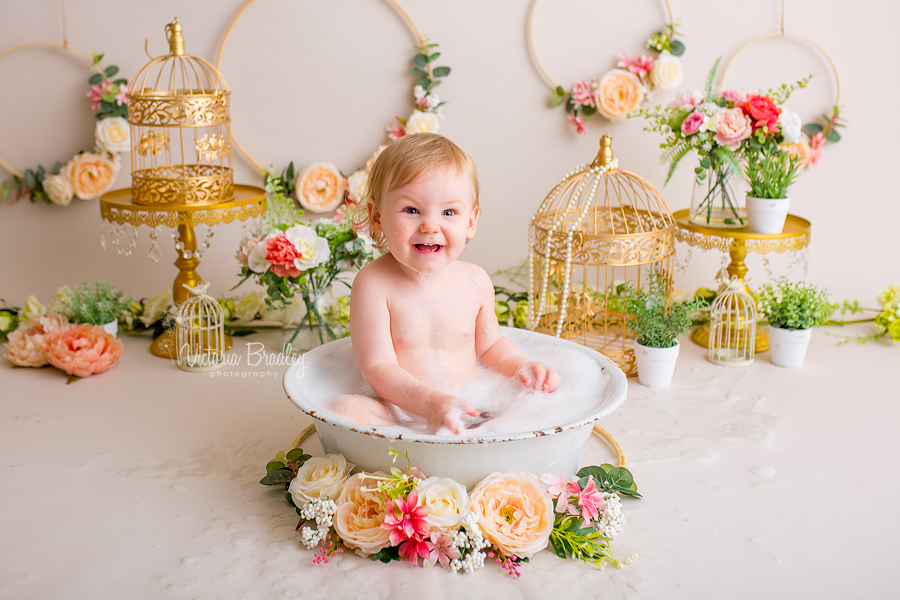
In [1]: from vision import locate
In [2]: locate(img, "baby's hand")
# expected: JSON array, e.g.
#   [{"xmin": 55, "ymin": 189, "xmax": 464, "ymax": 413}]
[
  {"xmin": 426, "ymin": 393, "xmax": 479, "ymax": 435},
  {"xmin": 516, "ymin": 361, "xmax": 560, "ymax": 393}
]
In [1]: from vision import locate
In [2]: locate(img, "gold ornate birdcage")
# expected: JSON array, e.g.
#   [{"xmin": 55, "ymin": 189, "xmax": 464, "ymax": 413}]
[
  {"xmin": 528, "ymin": 134, "xmax": 676, "ymax": 376},
  {"xmin": 176, "ymin": 282, "xmax": 226, "ymax": 372},
  {"xmin": 127, "ymin": 18, "xmax": 234, "ymax": 206},
  {"xmin": 708, "ymin": 276, "xmax": 756, "ymax": 367}
]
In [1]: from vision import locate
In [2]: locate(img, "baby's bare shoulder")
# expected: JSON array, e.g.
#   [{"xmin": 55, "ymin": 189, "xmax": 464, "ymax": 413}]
[
  {"xmin": 353, "ymin": 255, "xmax": 394, "ymax": 294},
  {"xmin": 452, "ymin": 261, "xmax": 493, "ymax": 288}
]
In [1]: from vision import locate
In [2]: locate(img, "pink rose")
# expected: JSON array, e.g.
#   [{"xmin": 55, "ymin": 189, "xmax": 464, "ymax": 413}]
[
  {"xmin": 721, "ymin": 89, "xmax": 745, "ymax": 104},
  {"xmin": 670, "ymin": 90, "xmax": 705, "ymax": 110},
  {"xmin": 265, "ymin": 234, "xmax": 302, "ymax": 278},
  {"xmin": 742, "ymin": 93, "xmax": 781, "ymax": 132},
  {"xmin": 617, "ymin": 54, "xmax": 655, "ymax": 78},
  {"xmin": 714, "ymin": 107, "xmax": 752, "ymax": 150},
  {"xmin": 44, "ymin": 324, "xmax": 123, "ymax": 378},
  {"xmin": 681, "ymin": 112, "xmax": 705, "ymax": 136},
  {"xmin": 567, "ymin": 114, "xmax": 586, "ymax": 136},
  {"xmin": 387, "ymin": 123, "xmax": 406, "ymax": 141},
  {"xmin": 570, "ymin": 78, "xmax": 597, "ymax": 108}
]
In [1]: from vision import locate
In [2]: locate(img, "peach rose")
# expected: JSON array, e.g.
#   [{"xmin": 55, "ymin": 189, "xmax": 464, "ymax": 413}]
[
  {"xmin": 333, "ymin": 472, "xmax": 392, "ymax": 555},
  {"xmin": 782, "ymin": 135, "xmax": 812, "ymax": 169},
  {"xmin": 65, "ymin": 152, "xmax": 119, "ymax": 200},
  {"xmin": 714, "ymin": 107, "xmax": 752, "ymax": 150},
  {"xmin": 295, "ymin": 163, "xmax": 347, "ymax": 213},
  {"xmin": 3, "ymin": 314, "xmax": 73, "ymax": 368},
  {"xmin": 595, "ymin": 69, "xmax": 645, "ymax": 121},
  {"xmin": 288, "ymin": 454, "xmax": 353, "ymax": 504},
  {"xmin": 44, "ymin": 324, "xmax": 123, "ymax": 378},
  {"xmin": 416, "ymin": 476, "xmax": 469, "ymax": 532},
  {"xmin": 469, "ymin": 472, "xmax": 554, "ymax": 558}
]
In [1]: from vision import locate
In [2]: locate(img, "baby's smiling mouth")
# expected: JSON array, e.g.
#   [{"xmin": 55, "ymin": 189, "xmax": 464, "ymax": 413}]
[{"xmin": 414, "ymin": 244, "xmax": 442, "ymax": 253}]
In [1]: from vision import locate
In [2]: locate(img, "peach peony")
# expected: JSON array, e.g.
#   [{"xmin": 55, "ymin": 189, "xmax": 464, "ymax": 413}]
[
  {"xmin": 469, "ymin": 472, "xmax": 554, "ymax": 558},
  {"xmin": 596, "ymin": 69, "xmax": 645, "ymax": 121},
  {"xmin": 3, "ymin": 314, "xmax": 73, "ymax": 368},
  {"xmin": 333, "ymin": 472, "xmax": 392, "ymax": 555},
  {"xmin": 782, "ymin": 136, "xmax": 812, "ymax": 169},
  {"xmin": 296, "ymin": 163, "xmax": 347, "ymax": 213},
  {"xmin": 44, "ymin": 324, "xmax": 123, "ymax": 378},
  {"xmin": 65, "ymin": 152, "xmax": 120, "ymax": 200}
]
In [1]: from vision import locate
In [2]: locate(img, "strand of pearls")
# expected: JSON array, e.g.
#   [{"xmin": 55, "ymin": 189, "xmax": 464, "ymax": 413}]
[{"xmin": 528, "ymin": 176, "xmax": 572, "ymax": 330}]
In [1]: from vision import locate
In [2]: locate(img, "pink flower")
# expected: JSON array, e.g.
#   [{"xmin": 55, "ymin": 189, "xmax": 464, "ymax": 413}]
[
  {"xmin": 571, "ymin": 78, "xmax": 597, "ymax": 108},
  {"xmin": 4, "ymin": 314, "xmax": 73, "ymax": 368},
  {"xmin": 540, "ymin": 473, "xmax": 580, "ymax": 513},
  {"xmin": 115, "ymin": 84, "xmax": 128, "ymax": 106},
  {"xmin": 681, "ymin": 112, "xmax": 706, "ymax": 136},
  {"xmin": 721, "ymin": 89, "xmax": 745, "ymax": 104},
  {"xmin": 742, "ymin": 93, "xmax": 781, "ymax": 133},
  {"xmin": 573, "ymin": 477, "xmax": 605, "ymax": 522},
  {"xmin": 387, "ymin": 122, "xmax": 407, "ymax": 141},
  {"xmin": 617, "ymin": 54, "xmax": 655, "ymax": 78},
  {"xmin": 670, "ymin": 90, "xmax": 705, "ymax": 110},
  {"xmin": 265, "ymin": 234, "xmax": 302, "ymax": 278},
  {"xmin": 44, "ymin": 324, "xmax": 123, "ymax": 378},
  {"xmin": 87, "ymin": 83, "xmax": 105, "ymax": 110},
  {"xmin": 382, "ymin": 490, "xmax": 431, "ymax": 566},
  {"xmin": 235, "ymin": 237, "xmax": 258, "ymax": 267},
  {"xmin": 424, "ymin": 531, "xmax": 460, "ymax": 568},
  {"xmin": 714, "ymin": 107, "xmax": 752, "ymax": 150},
  {"xmin": 567, "ymin": 114, "xmax": 586, "ymax": 136},
  {"xmin": 810, "ymin": 132, "xmax": 825, "ymax": 150}
]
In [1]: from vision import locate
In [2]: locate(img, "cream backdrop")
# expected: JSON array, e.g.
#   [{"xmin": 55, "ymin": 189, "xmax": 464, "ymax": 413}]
[{"xmin": 0, "ymin": 0, "xmax": 895, "ymax": 310}]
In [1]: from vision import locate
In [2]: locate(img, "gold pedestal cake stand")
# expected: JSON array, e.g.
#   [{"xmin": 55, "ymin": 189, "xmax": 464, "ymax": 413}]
[
  {"xmin": 100, "ymin": 184, "xmax": 266, "ymax": 358},
  {"xmin": 673, "ymin": 208, "xmax": 811, "ymax": 352}
]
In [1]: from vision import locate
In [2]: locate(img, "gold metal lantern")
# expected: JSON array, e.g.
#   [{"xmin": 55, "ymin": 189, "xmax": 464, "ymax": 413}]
[
  {"xmin": 127, "ymin": 18, "xmax": 234, "ymax": 206},
  {"xmin": 528, "ymin": 134, "xmax": 676, "ymax": 376}
]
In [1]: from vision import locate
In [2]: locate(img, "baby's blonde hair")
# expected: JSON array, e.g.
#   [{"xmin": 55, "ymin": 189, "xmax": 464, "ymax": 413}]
[{"xmin": 354, "ymin": 132, "xmax": 480, "ymax": 251}]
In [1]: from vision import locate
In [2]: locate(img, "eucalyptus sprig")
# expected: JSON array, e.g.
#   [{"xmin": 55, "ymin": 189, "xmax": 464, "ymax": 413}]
[{"xmin": 412, "ymin": 38, "xmax": 450, "ymax": 94}]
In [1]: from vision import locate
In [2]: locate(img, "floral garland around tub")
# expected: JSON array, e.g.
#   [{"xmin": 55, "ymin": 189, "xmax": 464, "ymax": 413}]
[
  {"xmin": 0, "ymin": 52, "xmax": 129, "ymax": 207},
  {"xmin": 261, "ymin": 448, "xmax": 640, "ymax": 575},
  {"xmin": 262, "ymin": 39, "xmax": 450, "ymax": 220}
]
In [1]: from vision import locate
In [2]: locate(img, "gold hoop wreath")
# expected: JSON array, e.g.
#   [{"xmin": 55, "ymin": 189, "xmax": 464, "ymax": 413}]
[
  {"xmin": 721, "ymin": 31, "xmax": 844, "ymax": 159},
  {"xmin": 527, "ymin": 0, "xmax": 684, "ymax": 133},
  {"xmin": 216, "ymin": 0, "xmax": 450, "ymax": 215},
  {"xmin": 0, "ymin": 41, "xmax": 129, "ymax": 206}
]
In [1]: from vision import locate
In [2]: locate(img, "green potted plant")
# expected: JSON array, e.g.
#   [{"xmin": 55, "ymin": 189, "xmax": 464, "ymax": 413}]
[
  {"xmin": 744, "ymin": 145, "xmax": 803, "ymax": 234},
  {"xmin": 757, "ymin": 279, "xmax": 832, "ymax": 367},
  {"xmin": 57, "ymin": 282, "xmax": 134, "ymax": 337},
  {"xmin": 626, "ymin": 271, "xmax": 707, "ymax": 387}
]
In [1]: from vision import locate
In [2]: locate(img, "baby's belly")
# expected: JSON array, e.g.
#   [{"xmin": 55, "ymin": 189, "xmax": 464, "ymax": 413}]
[{"xmin": 395, "ymin": 347, "xmax": 479, "ymax": 393}]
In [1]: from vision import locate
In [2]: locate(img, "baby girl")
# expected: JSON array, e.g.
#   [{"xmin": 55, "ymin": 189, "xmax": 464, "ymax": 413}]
[{"xmin": 332, "ymin": 133, "xmax": 559, "ymax": 434}]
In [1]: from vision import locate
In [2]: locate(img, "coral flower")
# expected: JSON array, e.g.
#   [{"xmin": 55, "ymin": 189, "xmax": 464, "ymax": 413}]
[
  {"xmin": 382, "ymin": 490, "xmax": 430, "ymax": 545},
  {"xmin": 43, "ymin": 324, "xmax": 123, "ymax": 378},
  {"xmin": 265, "ymin": 234, "xmax": 302, "ymax": 278},
  {"xmin": 742, "ymin": 93, "xmax": 781, "ymax": 133},
  {"xmin": 572, "ymin": 476, "xmax": 605, "ymax": 522}
]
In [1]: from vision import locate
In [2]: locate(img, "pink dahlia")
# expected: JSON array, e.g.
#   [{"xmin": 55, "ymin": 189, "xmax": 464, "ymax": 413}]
[
  {"xmin": 44, "ymin": 324, "xmax": 123, "ymax": 378},
  {"xmin": 381, "ymin": 490, "xmax": 431, "ymax": 565},
  {"xmin": 617, "ymin": 53, "xmax": 655, "ymax": 78},
  {"xmin": 572, "ymin": 476, "xmax": 605, "ymax": 522},
  {"xmin": 570, "ymin": 78, "xmax": 597, "ymax": 108}
]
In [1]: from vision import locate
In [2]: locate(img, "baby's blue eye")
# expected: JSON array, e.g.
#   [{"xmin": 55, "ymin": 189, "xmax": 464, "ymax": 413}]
[{"xmin": 403, "ymin": 207, "xmax": 418, "ymax": 214}]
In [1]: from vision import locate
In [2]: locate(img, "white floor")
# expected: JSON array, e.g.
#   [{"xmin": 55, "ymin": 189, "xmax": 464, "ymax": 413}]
[{"xmin": 1, "ymin": 326, "xmax": 897, "ymax": 599}]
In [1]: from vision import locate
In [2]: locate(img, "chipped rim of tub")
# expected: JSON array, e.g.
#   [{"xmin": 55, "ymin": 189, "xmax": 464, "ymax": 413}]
[{"xmin": 282, "ymin": 327, "xmax": 628, "ymax": 445}]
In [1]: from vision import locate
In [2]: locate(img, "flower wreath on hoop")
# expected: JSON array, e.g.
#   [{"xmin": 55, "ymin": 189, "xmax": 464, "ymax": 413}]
[
  {"xmin": 0, "ymin": 52, "xmax": 129, "ymax": 207},
  {"xmin": 262, "ymin": 39, "xmax": 450, "ymax": 222},
  {"xmin": 550, "ymin": 24, "xmax": 686, "ymax": 134}
]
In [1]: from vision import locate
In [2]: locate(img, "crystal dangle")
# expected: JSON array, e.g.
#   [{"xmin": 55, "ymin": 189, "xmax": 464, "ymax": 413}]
[
  {"xmin": 148, "ymin": 228, "xmax": 162, "ymax": 263},
  {"xmin": 99, "ymin": 218, "xmax": 110, "ymax": 250}
]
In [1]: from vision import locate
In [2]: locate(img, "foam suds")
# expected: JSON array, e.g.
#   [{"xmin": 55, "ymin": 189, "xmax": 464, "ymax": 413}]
[{"xmin": 305, "ymin": 337, "xmax": 611, "ymax": 437}]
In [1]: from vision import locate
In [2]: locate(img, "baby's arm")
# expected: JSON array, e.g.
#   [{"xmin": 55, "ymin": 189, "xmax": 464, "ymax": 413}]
[
  {"xmin": 349, "ymin": 264, "xmax": 477, "ymax": 433},
  {"xmin": 473, "ymin": 268, "xmax": 560, "ymax": 392}
]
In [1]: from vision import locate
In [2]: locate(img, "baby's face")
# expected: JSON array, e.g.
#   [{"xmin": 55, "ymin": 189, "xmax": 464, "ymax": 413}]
[{"xmin": 369, "ymin": 166, "xmax": 478, "ymax": 275}]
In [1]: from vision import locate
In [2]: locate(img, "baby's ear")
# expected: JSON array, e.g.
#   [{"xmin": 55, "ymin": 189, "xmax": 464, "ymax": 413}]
[
  {"xmin": 367, "ymin": 199, "xmax": 383, "ymax": 233},
  {"xmin": 466, "ymin": 205, "xmax": 480, "ymax": 239}
]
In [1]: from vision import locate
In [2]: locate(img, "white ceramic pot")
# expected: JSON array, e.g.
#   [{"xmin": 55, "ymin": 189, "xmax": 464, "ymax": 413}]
[
  {"xmin": 101, "ymin": 320, "xmax": 118, "ymax": 337},
  {"xmin": 283, "ymin": 328, "xmax": 627, "ymax": 489},
  {"xmin": 746, "ymin": 195, "xmax": 790, "ymax": 234},
  {"xmin": 633, "ymin": 340, "xmax": 680, "ymax": 387},
  {"xmin": 767, "ymin": 326, "xmax": 812, "ymax": 368}
]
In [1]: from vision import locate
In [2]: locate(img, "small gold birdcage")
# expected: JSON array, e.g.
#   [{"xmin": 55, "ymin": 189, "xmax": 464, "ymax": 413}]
[
  {"xmin": 528, "ymin": 134, "xmax": 676, "ymax": 376},
  {"xmin": 176, "ymin": 282, "xmax": 226, "ymax": 372},
  {"xmin": 127, "ymin": 18, "xmax": 233, "ymax": 206},
  {"xmin": 708, "ymin": 276, "xmax": 756, "ymax": 367}
]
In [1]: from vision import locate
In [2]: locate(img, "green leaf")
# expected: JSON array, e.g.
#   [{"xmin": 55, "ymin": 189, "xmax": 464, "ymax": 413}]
[
  {"xmin": 100, "ymin": 101, "xmax": 113, "ymax": 113},
  {"xmin": 426, "ymin": 52, "xmax": 441, "ymax": 63},
  {"xmin": 52, "ymin": 162, "xmax": 63, "ymax": 175},
  {"xmin": 259, "ymin": 469, "xmax": 294, "ymax": 485},
  {"xmin": 286, "ymin": 489, "xmax": 296, "ymax": 507},
  {"xmin": 803, "ymin": 122, "xmax": 823, "ymax": 134},
  {"xmin": 412, "ymin": 53, "xmax": 427, "ymax": 68},
  {"xmin": 411, "ymin": 67, "xmax": 428, "ymax": 76},
  {"xmin": 551, "ymin": 90, "xmax": 566, "ymax": 107},
  {"xmin": 371, "ymin": 546, "xmax": 401, "ymax": 563},
  {"xmin": 582, "ymin": 105, "xmax": 597, "ymax": 117},
  {"xmin": 668, "ymin": 40, "xmax": 685, "ymax": 56},
  {"xmin": 416, "ymin": 77, "xmax": 430, "ymax": 89},
  {"xmin": 265, "ymin": 460, "xmax": 286, "ymax": 473},
  {"xmin": 66, "ymin": 374, "xmax": 81, "ymax": 385},
  {"xmin": 104, "ymin": 65, "xmax": 119, "ymax": 77},
  {"xmin": 699, "ymin": 157, "xmax": 710, "ymax": 169},
  {"xmin": 432, "ymin": 66, "xmax": 450, "ymax": 78},
  {"xmin": 89, "ymin": 73, "xmax": 103, "ymax": 85},
  {"xmin": 113, "ymin": 78, "xmax": 128, "ymax": 86},
  {"xmin": 827, "ymin": 130, "xmax": 841, "ymax": 143},
  {"xmin": 617, "ymin": 488, "xmax": 643, "ymax": 499},
  {"xmin": 24, "ymin": 169, "xmax": 36, "ymax": 188},
  {"xmin": 285, "ymin": 448, "xmax": 308, "ymax": 462},
  {"xmin": 550, "ymin": 536, "xmax": 569, "ymax": 559},
  {"xmin": 605, "ymin": 467, "xmax": 635, "ymax": 490}
]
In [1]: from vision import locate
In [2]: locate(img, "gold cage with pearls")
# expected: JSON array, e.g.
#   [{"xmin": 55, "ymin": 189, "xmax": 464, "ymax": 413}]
[{"xmin": 528, "ymin": 135, "xmax": 676, "ymax": 376}]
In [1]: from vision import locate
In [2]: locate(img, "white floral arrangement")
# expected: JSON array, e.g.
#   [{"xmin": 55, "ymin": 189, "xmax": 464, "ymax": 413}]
[
  {"xmin": 261, "ymin": 448, "xmax": 640, "ymax": 575},
  {"xmin": 263, "ymin": 39, "xmax": 449, "ymax": 220},
  {"xmin": 2, "ymin": 52, "xmax": 129, "ymax": 207}
]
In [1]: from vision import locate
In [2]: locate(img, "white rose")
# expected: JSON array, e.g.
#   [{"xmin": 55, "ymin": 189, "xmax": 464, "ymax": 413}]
[
  {"xmin": 405, "ymin": 110, "xmax": 441, "ymax": 134},
  {"xmin": 231, "ymin": 290, "xmax": 266, "ymax": 325},
  {"xmin": 779, "ymin": 109, "xmax": 802, "ymax": 144},
  {"xmin": 283, "ymin": 224, "xmax": 330, "ymax": 271},
  {"xmin": 17, "ymin": 295, "xmax": 46, "ymax": 326},
  {"xmin": 289, "ymin": 454, "xmax": 353, "ymax": 504},
  {"xmin": 416, "ymin": 476, "xmax": 469, "ymax": 531},
  {"xmin": 139, "ymin": 290, "xmax": 172, "ymax": 328},
  {"xmin": 48, "ymin": 286, "xmax": 72, "ymax": 314},
  {"xmin": 346, "ymin": 170, "xmax": 369, "ymax": 203},
  {"xmin": 95, "ymin": 117, "xmax": 131, "ymax": 153},
  {"xmin": 649, "ymin": 51, "xmax": 683, "ymax": 91},
  {"xmin": 44, "ymin": 174, "xmax": 73, "ymax": 206},
  {"xmin": 247, "ymin": 234, "xmax": 273, "ymax": 274}
]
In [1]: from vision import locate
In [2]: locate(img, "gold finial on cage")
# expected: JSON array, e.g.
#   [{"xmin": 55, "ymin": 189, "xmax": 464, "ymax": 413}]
[
  {"xmin": 165, "ymin": 18, "xmax": 185, "ymax": 56},
  {"xmin": 591, "ymin": 133, "xmax": 615, "ymax": 168}
]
